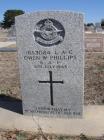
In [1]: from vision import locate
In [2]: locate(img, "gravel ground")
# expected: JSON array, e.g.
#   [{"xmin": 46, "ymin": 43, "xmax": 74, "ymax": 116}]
[{"xmin": 0, "ymin": 129, "xmax": 104, "ymax": 140}]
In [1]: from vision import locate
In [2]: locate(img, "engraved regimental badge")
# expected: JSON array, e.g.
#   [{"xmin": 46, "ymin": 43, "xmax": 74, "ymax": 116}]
[{"xmin": 34, "ymin": 18, "xmax": 65, "ymax": 46}]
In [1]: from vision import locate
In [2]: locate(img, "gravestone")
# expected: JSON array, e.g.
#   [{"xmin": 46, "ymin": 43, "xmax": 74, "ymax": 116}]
[
  {"xmin": 16, "ymin": 11, "xmax": 84, "ymax": 118},
  {"xmin": 7, "ymin": 24, "xmax": 16, "ymax": 41},
  {"xmin": 95, "ymin": 23, "xmax": 102, "ymax": 33}
]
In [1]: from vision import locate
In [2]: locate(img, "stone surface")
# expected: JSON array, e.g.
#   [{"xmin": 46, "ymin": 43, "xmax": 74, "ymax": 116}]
[
  {"xmin": 0, "ymin": 106, "xmax": 104, "ymax": 136},
  {"xmin": 16, "ymin": 11, "xmax": 84, "ymax": 118}
]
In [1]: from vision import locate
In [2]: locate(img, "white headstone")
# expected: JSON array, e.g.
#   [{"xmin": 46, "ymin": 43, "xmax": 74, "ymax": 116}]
[{"xmin": 16, "ymin": 11, "xmax": 84, "ymax": 118}]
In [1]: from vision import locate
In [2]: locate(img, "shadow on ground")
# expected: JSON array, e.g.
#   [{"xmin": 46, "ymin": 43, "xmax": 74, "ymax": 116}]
[{"xmin": 0, "ymin": 95, "xmax": 23, "ymax": 114}]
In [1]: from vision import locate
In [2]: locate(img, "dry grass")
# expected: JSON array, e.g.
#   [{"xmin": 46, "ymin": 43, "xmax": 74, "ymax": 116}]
[
  {"xmin": 0, "ymin": 52, "xmax": 21, "ymax": 99},
  {"xmin": 0, "ymin": 29, "xmax": 8, "ymax": 42},
  {"xmin": 85, "ymin": 52, "xmax": 104, "ymax": 104},
  {"xmin": 0, "ymin": 30, "xmax": 8, "ymax": 38},
  {"xmin": 0, "ymin": 129, "xmax": 104, "ymax": 140}
]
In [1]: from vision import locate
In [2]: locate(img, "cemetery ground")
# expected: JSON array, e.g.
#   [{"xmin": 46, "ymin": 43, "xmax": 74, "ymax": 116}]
[
  {"xmin": 0, "ymin": 33, "xmax": 104, "ymax": 139},
  {"xmin": 1, "ymin": 131, "xmax": 102, "ymax": 140},
  {"xmin": 0, "ymin": 129, "xmax": 104, "ymax": 140}
]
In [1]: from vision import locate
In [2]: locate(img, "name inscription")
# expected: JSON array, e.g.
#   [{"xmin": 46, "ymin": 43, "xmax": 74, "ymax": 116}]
[{"xmin": 23, "ymin": 49, "xmax": 77, "ymax": 69}]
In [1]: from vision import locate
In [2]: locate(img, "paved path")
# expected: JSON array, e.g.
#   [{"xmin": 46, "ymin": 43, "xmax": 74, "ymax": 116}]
[
  {"xmin": 0, "ymin": 105, "xmax": 104, "ymax": 136},
  {"xmin": 0, "ymin": 42, "xmax": 16, "ymax": 48},
  {"xmin": 0, "ymin": 41, "xmax": 16, "ymax": 52}
]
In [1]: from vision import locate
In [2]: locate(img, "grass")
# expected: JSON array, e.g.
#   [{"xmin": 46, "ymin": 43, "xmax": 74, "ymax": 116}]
[{"xmin": 0, "ymin": 130, "xmax": 104, "ymax": 140}]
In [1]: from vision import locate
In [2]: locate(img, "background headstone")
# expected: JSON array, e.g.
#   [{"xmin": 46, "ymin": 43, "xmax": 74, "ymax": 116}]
[
  {"xmin": 16, "ymin": 11, "xmax": 84, "ymax": 118},
  {"xmin": 7, "ymin": 24, "xmax": 16, "ymax": 41},
  {"xmin": 95, "ymin": 23, "xmax": 102, "ymax": 33}
]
